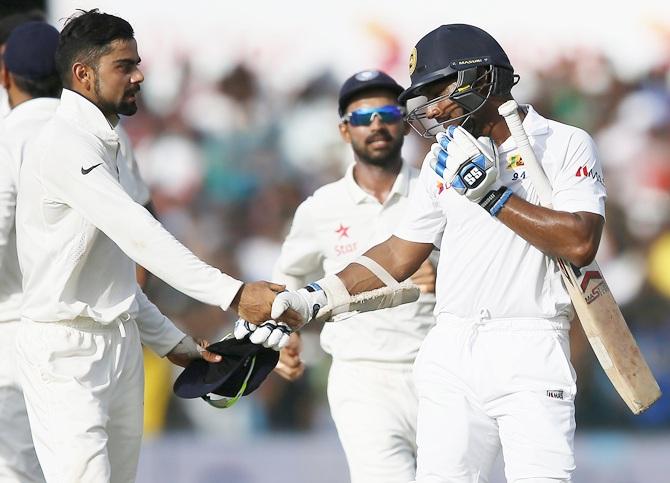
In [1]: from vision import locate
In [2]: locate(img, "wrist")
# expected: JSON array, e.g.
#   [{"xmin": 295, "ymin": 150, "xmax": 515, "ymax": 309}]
[{"xmin": 478, "ymin": 186, "xmax": 513, "ymax": 217}]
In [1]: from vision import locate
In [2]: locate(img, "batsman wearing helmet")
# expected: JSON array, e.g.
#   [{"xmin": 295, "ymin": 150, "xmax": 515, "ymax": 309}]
[{"xmin": 269, "ymin": 24, "xmax": 607, "ymax": 483}]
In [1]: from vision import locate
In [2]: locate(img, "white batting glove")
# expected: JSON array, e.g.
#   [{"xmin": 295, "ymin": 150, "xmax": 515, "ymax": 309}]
[
  {"xmin": 233, "ymin": 318, "xmax": 291, "ymax": 351},
  {"xmin": 234, "ymin": 318, "xmax": 257, "ymax": 340},
  {"xmin": 430, "ymin": 126, "xmax": 512, "ymax": 216},
  {"xmin": 271, "ymin": 284, "xmax": 329, "ymax": 330}
]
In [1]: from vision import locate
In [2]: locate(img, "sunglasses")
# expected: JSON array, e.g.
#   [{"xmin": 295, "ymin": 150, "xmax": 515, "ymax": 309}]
[{"xmin": 342, "ymin": 105, "xmax": 405, "ymax": 126}]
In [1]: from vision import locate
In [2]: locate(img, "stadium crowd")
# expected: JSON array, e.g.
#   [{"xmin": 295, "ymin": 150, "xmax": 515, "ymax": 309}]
[{"xmin": 121, "ymin": 50, "xmax": 670, "ymax": 436}]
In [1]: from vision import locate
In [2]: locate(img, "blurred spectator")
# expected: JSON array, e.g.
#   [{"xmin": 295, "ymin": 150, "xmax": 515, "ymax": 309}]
[{"xmin": 112, "ymin": 38, "xmax": 669, "ymax": 435}]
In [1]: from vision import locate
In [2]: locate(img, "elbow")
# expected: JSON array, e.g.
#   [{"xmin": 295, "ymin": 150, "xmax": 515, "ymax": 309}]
[{"xmin": 567, "ymin": 240, "xmax": 598, "ymax": 268}]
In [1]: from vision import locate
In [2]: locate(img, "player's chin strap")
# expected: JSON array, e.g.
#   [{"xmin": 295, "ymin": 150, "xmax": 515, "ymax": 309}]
[{"xmin": 312, "ymin": 256, "xmax": 421, "ymax": 323}]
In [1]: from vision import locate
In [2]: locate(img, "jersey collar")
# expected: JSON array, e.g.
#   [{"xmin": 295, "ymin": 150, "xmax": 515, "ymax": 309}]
[
  {"xmin": 497, "ymin": 104, "xmax": 549, "ymax": 154},
  {"xmin": 4, "ymin": 97, "xmax": 59, "ymax": 124},
  {"xmin": 345, "ymin": 160, "xmax": 410, "ymax": 205},
  {"xmin": 57, "ymin": 89, "xmax": 119, "ymax": 144}
]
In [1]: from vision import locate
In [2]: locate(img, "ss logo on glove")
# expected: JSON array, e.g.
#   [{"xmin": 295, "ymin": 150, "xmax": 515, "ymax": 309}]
[{"xmin": 461, "ymin": 164, "xmax": 485, "ymax": 189}]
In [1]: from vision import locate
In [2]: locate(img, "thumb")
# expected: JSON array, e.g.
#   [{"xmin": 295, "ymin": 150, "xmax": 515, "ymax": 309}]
[
  {"xmin": 271, "ymin": 295, "xmax": 289, "ymax": 319},
  {"xmin": 268, "ymin": 282, "xmax": 286, "ymax": 293}
]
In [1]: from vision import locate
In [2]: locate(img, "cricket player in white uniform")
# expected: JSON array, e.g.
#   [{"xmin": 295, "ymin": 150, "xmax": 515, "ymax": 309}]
[
  {"xmin": 13, "ymin": 11, "xmax": 284, "ymax": 483},
  {"xmin": 0, "ymin": 21, "xmax": 172, "ymax": 481},
  {"xmin": 0, "ymin": 20, "xmax": 59, "ymax": 483},
  {"xmin": 271, "ymin": 70, "xmax": 436, "ymax": 483},
  {"xmin": 269, "ymin": 24, "xmax": 607, "ymax": 483}
]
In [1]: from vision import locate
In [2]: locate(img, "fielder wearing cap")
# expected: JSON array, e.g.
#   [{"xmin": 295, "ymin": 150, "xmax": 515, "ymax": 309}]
[
  {"xmin": 243, "ymin": 69, "xmax": 438, "ymax": 483},
  {"xmin": 0, "ymin": 20, "xmax": 60, "ymax": 483},
  {"xmin": 270, "ymin": 24, "xmax": 607, "ymax": 483}
]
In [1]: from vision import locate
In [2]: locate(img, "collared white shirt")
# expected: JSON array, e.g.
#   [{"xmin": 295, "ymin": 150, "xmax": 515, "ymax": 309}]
[
  {"xmin": 395, "ymin": 104, "xmax": 607, "ymax": 322},
  {"xmin": 16, "ymin": 90, "xmax": 241, "ymax": 351},
  {"xmin": 0, "ymin": 98, "xmax": 59, "ymax": 323},
  {"xmin": 274, "ymin": 161, "xmax": 436, "ymax": 363}
]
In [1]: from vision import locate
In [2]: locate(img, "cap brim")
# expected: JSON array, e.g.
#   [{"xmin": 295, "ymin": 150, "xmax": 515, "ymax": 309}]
[{"xmin": 173, "ymin": 337, "xmax": 279, "ymax": 399}]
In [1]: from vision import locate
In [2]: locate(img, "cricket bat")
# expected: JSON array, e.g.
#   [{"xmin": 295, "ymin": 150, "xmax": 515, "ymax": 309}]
[{"xmin": 498, "ymin": 100, "xmax": 661, "ymax": 414}]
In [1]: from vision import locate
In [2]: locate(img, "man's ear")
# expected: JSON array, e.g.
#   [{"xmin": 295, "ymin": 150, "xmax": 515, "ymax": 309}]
[
  {"xmin": 72, "ymin": 62, "xmax": 93, "ymax": 91},
  {"xmin": 0, "ymin": 46, "xmax": 8, "ymax": 90},
  {"xmin": 0, "ymin": 66, "xmax": 9, "ymax": 91},
  {"xmin": 402, "ymin": 120, "xmax": 411, "ymax": 136},
  {"xmin": 338, "ymin": 122, "xmax": 351, "ymax": 143}
]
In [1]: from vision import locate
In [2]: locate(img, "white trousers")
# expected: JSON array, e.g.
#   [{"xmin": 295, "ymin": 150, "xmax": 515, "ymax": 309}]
[
  {"xmin": 328, "ymin": 359, "xmax": 418, "ymax": 483},
  {"xmin": 413, "ymin": 318, "xmax": 576, "ymax": 483},
  {"xmin": 16, "ymin": 317, "xmax": 144, "ymax": 483},
  {"xmin": 0, "ymin": 321, "xmax": 44, "ymax": 482}
]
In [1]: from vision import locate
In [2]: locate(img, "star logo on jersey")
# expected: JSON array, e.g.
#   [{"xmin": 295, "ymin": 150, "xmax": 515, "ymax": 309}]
[
  {"xmin": 335, "ymin": 223, "xmax": 350, "ymax": 239},
  {"xmin": 436, "ymin": 181, "xmax": 445, "ymax": 194}
]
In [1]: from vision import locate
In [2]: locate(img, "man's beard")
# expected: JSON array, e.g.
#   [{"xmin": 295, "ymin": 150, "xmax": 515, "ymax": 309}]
[
  {"xmin": 94, "ymin": 77, "xmax": 139, "ymax": 117},
  {"xmin": 352, "ymin": 129, "xmax": 404, "ymax": 168}
]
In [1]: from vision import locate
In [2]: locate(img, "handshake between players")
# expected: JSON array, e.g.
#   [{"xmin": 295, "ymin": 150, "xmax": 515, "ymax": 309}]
[{"xmin": 234, "ymin": 255, "xmax": 424, "ymax": 350}]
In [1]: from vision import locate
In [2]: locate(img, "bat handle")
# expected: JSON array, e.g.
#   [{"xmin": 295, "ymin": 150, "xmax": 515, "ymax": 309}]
[{"xmin": 498, "ymin": 100, "xmax": 554, "ymax": 206}]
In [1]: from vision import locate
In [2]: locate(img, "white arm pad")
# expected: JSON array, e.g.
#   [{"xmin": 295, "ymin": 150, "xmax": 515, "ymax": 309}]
[{"xmin": 312, "ymin": 257, "xmax": 421, "ymax": 323}]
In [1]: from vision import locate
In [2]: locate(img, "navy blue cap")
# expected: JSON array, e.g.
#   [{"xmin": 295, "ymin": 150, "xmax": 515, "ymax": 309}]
[
  {"xmin": 173, "ymin": 336, "xmax": 279, "ymax": 400},
  {"xmin": 3, "ymin": 21, "xmax": 59, "ymax": 80},
  {"xmin": 399, "ymin": 24, "xmax": 513, "ymax": 102},
  {"xmin": 338, "ymin": 69, "xmax": 404, "ymax": 116}
]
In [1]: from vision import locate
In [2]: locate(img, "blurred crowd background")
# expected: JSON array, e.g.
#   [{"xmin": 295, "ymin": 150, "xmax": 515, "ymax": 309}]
[{"xmin": 3, "ymin": 0, "xmax": 670, "ymax": 480}]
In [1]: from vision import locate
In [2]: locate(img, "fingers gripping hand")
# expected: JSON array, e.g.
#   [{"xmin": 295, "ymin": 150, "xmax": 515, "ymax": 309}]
[
  {"xmin": 271, "ymin": 285, "xmax": 328, "ymax": 330},
  {"xmin": 234, "ymin": 318, "xmax": 291, "ymax": 351},
  {"xmin": 234, "ymin": 318, "xmax": 258, "ymax": 340},
  {"xmin": 251, "ymin": 321, "xmax": 292, "ymax": 350},
  {"xmin": 430, "ymin": 126, "xmax": 500, "ymax": 203}
]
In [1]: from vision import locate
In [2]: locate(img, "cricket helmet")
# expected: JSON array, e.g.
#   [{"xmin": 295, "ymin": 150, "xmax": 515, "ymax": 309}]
[{"xmin": 401, "ymin": 24, "xmax": 518, "ymax": 137}]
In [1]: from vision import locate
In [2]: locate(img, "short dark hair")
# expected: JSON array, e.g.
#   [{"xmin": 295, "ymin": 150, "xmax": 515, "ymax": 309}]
[
  {"xmin": 55, "ymin": 9, "xmax": 134, "ymax": 88},
  {"xmin": 12, "ymin": 72, "xmax": 61, "ymax": 98}
]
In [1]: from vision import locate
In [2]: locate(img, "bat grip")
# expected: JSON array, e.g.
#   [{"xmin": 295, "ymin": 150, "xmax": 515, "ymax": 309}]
[{"xmin": 498, "ymin": 100, "xmax": 553, "ymax": 206}]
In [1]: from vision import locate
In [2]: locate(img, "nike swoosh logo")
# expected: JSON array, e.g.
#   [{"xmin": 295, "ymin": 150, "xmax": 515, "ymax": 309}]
[{"xmin": 81, "ymin": 163, "xmax": 103, "ymax": 175}]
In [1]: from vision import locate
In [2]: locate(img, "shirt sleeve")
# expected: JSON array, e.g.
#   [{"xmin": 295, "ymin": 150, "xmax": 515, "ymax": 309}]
[
  {"xmin": 134, "ymin": 285, "xmax": 185, "ymax": 357},
  {"xmin": 394, "ymin": 157, "xmax": 446, "ymax": 245},
  {"xmin": 41, "ymin": 143, "xmax": 243, "ymax": 310},
  {"xmin": 272, "ymin": 198, "xmax": 324, "ymax": 290},
  {"xmin": 0, "ymin": 144, "xmax": 16, "ymax": 264},
  {"xmin": 552, "ymin": 128, "xmax": 607, "ymax": 217}
]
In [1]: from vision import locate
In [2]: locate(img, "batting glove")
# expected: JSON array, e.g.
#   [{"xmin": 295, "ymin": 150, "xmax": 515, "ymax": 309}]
[
  {"xmin": 271, "ymin": 284, "xmax": 329, "ymax": 330},
  {"xmin": 430, "ymin": 125, "xmax": 513, "ymax": 216},
  {"xmin": 233, "ymin": 318, "xmax": 292, "ymax": 351}
]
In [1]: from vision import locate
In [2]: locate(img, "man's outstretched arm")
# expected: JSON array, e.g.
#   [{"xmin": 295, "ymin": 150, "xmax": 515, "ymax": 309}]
[
  {"xmin": 337, "ymin": 235, "xmax": 434, "ymax": 295},
  {"xmin": 271, "ymin": 236, "xmax": 434, "ymax": 330}
]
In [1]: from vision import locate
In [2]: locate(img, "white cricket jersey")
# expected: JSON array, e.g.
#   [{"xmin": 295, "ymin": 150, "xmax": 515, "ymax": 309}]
[
  {"xmin": 395, "ymin": 105, "xmax": 607, "ymax": 322},
  {"xmin": 16, "ymin": 90, "xmax": 242, "ymax": 342},
  {"xmin": 116, "ymin": 124, "xmax": 151, "ymax": 206},
  {"xmin": 0, "ymin": 98, "xmax": 59, "ymax": 323},
  {"xmin": 274, "ymin": 162, "xmax": 436, "ymax": 363}
]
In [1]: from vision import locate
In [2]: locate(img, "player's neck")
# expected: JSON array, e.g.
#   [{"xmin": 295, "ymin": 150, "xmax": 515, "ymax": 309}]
[{"xmin": 353, "ymin": 158, "xmax": 402, "ymax": 204}]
